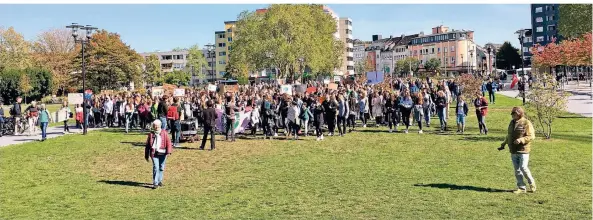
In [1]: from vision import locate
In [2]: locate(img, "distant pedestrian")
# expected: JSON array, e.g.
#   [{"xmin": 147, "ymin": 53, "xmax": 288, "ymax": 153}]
[
  {"xmin": 60, "ymin": 101, "xmax": 72, "ymax": 133},
  {"xmin": 200, "ymin": 100, "xmax": 217, "ymax": 150},
  {"xmin": 473, "ymin": 92, "xmax": 489, "ymax": 135},
  {"xmin": 498, "ymin": 107, "xmax": 536, "ymax": 194},
  {"xmin": 145, "ymin": 119, "xmax": 173, "ymax": 190},
  {"xmin": 38, "ymin": 104, "xmax": 52, "ymax": 141}
]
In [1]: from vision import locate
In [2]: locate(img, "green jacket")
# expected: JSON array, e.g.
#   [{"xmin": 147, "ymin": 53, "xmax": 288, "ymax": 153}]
[
  {"xmin": 151, "ymin": 103, "xmax": 159, "ymax": 119},
  {"xmin": 503, "ymin": 117, "xmax": 536, "ymax": 154}
]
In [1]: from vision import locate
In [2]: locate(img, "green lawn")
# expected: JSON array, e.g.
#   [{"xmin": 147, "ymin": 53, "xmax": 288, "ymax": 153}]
[{"xmin": 0, "ymin": 95, "xmax": 591, "ymax": 219}]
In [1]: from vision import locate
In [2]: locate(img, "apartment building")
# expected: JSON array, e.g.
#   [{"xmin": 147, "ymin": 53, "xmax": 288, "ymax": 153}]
[
  {"xmin": 409, "ymin": 25, "xmax": 477, "ymax": 75},
  {"xmin": 531, "ymin": 4, "xmax": 561, "ymax": 46},
  {"xmin": 339, "ymin": 17, "xmax": 354, "ymax": 75},
  {"xmin": 140, "ymin": 49, "xmax": 215, "ymax": 85}
]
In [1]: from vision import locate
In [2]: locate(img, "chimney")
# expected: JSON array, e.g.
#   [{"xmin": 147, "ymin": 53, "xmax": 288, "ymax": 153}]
[{"xmin": 372, "ymin": 34, "xmax": 382, "ymax": 42}]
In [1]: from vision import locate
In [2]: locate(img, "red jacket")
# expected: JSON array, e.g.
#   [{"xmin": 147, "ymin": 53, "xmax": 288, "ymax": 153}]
[
  {"xmin": 473, "ymin": 97, "xmax": 489, "ymax": 116},
  {"xmin": 145, "ymin": 131, "xmax": 173, "ymax": 159}
]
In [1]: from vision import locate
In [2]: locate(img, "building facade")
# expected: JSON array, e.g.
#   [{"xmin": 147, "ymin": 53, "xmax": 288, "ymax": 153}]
[
  {"xmin": 531, "ymin": 4, "xmax": 561, "ymax": 46},
  {"xmin": 140, "ymin": 49, "xmax": 215, "ymax": 85},
  {"xmin": 409, "ymin": 25, "xmax": 477, "ymax": 75},
  {"xmin": 339, "ymin": 17, "xmax": 354, "ymax": 75}
]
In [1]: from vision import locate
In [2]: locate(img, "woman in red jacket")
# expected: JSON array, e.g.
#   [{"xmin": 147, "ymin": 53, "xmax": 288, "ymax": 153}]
[
  {"xmin": 473, "ymin": 92, "xmax": 489, "ymax": 135},
  {"xmin": 145, "ymin": 119, "xmax": 173, "ymax": 189}
]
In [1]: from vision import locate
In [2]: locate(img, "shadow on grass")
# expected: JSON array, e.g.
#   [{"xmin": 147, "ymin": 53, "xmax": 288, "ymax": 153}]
[
  {"xmin": 120, "ymin": 141, "xmax": 145, "ymax": 147},
  {"xmin": 98, "ymin": 180, "xmax": 153, "ymax": 189},
  {"xmin": 413, "ymin": 183, "xmax": 511, "ymax": 193},
  {"xmin": 460, "ymin": 136, "xmax": 503, "ymax": 142}
]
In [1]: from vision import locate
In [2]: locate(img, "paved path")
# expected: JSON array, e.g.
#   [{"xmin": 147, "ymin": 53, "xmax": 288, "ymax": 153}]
[
  {"xmin": 0, "ymin": 125, "xmax": 102, "ymax": 148},
  {"xmin": 498, "ymin": 82, "xmax": 592, "ymax": 117}
]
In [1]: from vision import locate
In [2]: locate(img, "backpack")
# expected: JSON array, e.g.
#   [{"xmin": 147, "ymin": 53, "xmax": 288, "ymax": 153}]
[
  {"xmin": 9, "ymin": 105, "xmax": 16, "ymax": 116},
  {"xmin": 167, "ymin": 106, "xmax": 179, "ymax": 120}
]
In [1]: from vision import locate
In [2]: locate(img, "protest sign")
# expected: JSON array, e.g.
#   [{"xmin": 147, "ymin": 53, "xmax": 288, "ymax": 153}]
[
  {"xmin": 174, "ymin": 88, "xmax": 185, "ymax": 97},
  {"xmin": 306, "ymin": 87, "xmax": 317, "ymax": 94},
  {"xmin": 67, "ymin": 93, "xmax": 83, "ymax": 105},
  {"xmin": 323, "ymin": 79, "xmax": 330, "ymax": 84},
  {"xmin": 208, "ymin": 84, "xmax": 217, "ymax": 92},
  {"xmin": 328, "ymin": 83, "xmax": 338, "ymax": 91},
  {"xmin": 295, "ymin": 85, "xmax": 306, "ymax": 93},
  {"xmin": 151, "ymin": 87, "xmax": 164, "ymax": 97},
  {"xmin": 334, "ymin": 76, "xmax": 341, "ymax": 82},
  {"xmin": 366, "ymin": 71, "xmax": 385, "ymax": 85},
  {"xmin": 280, "ymin": 84, "xmax": 293, "ymax": 95}
]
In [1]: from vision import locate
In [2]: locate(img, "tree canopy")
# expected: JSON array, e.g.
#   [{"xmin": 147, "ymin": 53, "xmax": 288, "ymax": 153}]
[
  {"xmin": 0, "ymin": 27, "xmax": 34, "ymax": 70},
  {"xmin": 495, "ymin": 42, "xmax": 522, "ymax": 70},
  {"xmin": 229, "ymin": 4, "xmax": 344, "ymax": 79},
  {"xmin": 423, "ymin": 58, "xmax": 441, "ymax": 74},
  {"xmin": 75, "ymin": 30, "xmax": 143, "ymax": 91},
  {"xmin": 558, "ymin": 4, "xmax": 592, "ymax": 40},
  {"xmin": 395, "ymin": 57, "xmax": 420, "ymax": 76},
  {"xmin": 31, "ymin": 28, "xmax": 76, "ymax": 94},
  {"xmin": 143, "ymin": 54, "xmax": 163, "ymax": 86}
]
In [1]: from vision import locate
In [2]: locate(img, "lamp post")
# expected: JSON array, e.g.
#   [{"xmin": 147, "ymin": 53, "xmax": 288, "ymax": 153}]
[
  {"xmin": 460, "ymin": 54, "xmax": 464, "ymax": 74},
  {"xmin": 469, "ymin": 49, "xmax": 474, "ymax": 75},
  {"xmin": 487, "ymin": 46, "xmax": 492, "ymax": 76},
  {"xmin": 205, "ymin": 44, "xmax": 215, "ymax": 83},
  {"xmin": 66, "ymin": 23, "xmax": 97, "ymax": 135},
  {"xmin": 515, "ymin": 29, "xmax": 527, "ymax": 79}
]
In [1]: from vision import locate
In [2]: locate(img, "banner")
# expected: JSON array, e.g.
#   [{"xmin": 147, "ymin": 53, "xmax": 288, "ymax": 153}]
[
  {"xmin": 215, "ymin": 109, "xmax": 252, "ymax": 134},
  {"xmin": 174, "ymin": 88, "xmax": 185, "ymax": 97},
  {"xmin": 151, "ymin": 88, "xmax": 164, "ymax": 97},
  {"xmin": 68, "ymin": 93, "xmax": 83, "ymax": 105},
  {"xmin": 323, "ymin": 79, "xmax": 330, "ymax": 84},
  {"xmin": 280, "ymin": 85, "xmax": 293, "ymax": 95},
  {"xmin": 366, "ymin": 71, "xmax": 385, "ymax": 85},
  {"xmin": 306, "ymin": 87, "xmax": 317, "ymax": 94},
  {"xmin": 55, "ymin": 109, "xmax": 68, "ymax": 122}
]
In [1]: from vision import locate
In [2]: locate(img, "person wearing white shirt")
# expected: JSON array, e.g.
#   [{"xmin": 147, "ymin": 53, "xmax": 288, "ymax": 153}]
[{"xmin": 287, "ymin": 100, "xmax": 300, "ymax": 140}]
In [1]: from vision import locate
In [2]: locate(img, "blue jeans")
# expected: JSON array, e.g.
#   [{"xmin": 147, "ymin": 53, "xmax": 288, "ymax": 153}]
[
  {"xmin": 159, "ymin": 117, "xmax": 167, "ymax": 130},
  {"xmin": 125, "ymin": 113, "xmax": 132, "ymax": 133},
  {"xmin": 152, "ymin": 154, "xmax": 167, "ymax": 186},
  {"xmin": 172, "ymin": 120, "xmax": 180, "ymax": 146},
  {"xmin": 437, "ymin": 108, "xmax": 446, "ymax": 130},
  {"xmin": 423, "ymin": 107, "xmax": 431, "ymax": 125},
  {"xmin": 40, "ymin": 122, "xmax": 48, "ymax": 139},
  {"xmin": 511, "ymin": 154, "xmax": 535, "ymax": 189}
]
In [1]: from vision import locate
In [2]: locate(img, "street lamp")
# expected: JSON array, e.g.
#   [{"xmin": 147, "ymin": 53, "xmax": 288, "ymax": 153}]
[
  {"xmin": 469, "ymin": 49, "xmax": 474, "ymax": 75},
  {"xmin": 205, "ymin": 43, "xmax": 215, "ymax": 83},
  {"xmin": 66, "ymin": 23, "xmax": 97, "ymax": 135},
  {"xmin": 515, "ymin": 29, "xmax": 527, "ymax": 79},
  {"xmin": 487, "ymin": 46, "xmax": 492, "ymax": 76},
  {"xmin": 460, "ymin": 54, "xmax": 464, "ymax": 74}
]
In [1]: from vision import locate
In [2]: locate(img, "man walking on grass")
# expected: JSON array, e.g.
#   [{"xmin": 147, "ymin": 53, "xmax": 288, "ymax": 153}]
[{"xmin": 498, "ymin": 107, "xmax": 536, "ymax": 194}]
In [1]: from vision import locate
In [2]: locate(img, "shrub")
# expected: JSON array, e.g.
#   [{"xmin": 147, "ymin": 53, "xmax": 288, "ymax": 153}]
[{"xmin": 525, "ymin": 72, "xmax": 570, "ymax": 139}]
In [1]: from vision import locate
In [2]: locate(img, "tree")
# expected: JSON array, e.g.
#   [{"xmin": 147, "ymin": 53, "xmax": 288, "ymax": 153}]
[
  {"xmin": 186, "ymin": 44, "xmax": 208, "ymax": 77},
  {"xmin": 531, "ymin": 38, "xmax": 562, "ymax": 72},
  {"xmin": 395, "ymin": 57, "xmax": 420, "ymax": 76},
  {"xmin": 31, "ymin": 28, "xmax": 76, "ymax": 95},
  {"xmin": 75, "ymin": 30, "xmax": 143, "ymax": 91},
  {"xmin": 230, "ymin": 5, "xmax": 344, "ymax": 79},
  {"xmin": 495, "ymin": 41, "xmax": 522, "ymax": 70},
  {"xmin": 19, "ymin": 73, "xmax": 33, "ymax": 103},
  {"xmin": 525, "ymin": 72, "xmax": 570, "ymax": 139},
  {"xmin": 163, "ymin": 70, "xmax": 190, "ymax": 86},
  {"xmin": 558, "ymin": 4, "xmax": 592, "ymax": 40},
  {"xmin": 143, "ymin": 54, "xmax": 163, "ymax": 86},
  {"xmin": 423, "ymin": 58, "xmax": 441, "ymax": 74},
  {"xmin": 172, "ymin": 47, "xmax": 187, "ymax": 52},
  {"xmin": 0, "ymin": 27, "xmax": 33, "ymax": 70}
]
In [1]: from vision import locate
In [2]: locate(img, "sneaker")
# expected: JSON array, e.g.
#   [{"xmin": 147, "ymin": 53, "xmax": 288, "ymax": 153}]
[
  {"xmin": 388, "ymin": 129, "xmax": 392, "ymax": 133},
  {"xmin": 152, "ymin": 185, "xmax": 159, "ymax": 190},
  {"xmin": 363, "ymin": 124, "xmax": 366, "ymax": 128},
  {"xmin": 274, "ymin": 133, "xmax": 278, "ymax": 137},
  {"xmin": 316, "ymin": 137, "xmax": 320, "ymax": 141},
  {"xmin": 321, "ymin": 135, "xmax": 324, "ymax": 140},
  {"xmin": 418, "ymin": 130, "xmax": 423, "ymax": 134},
  {"xmin": 404, "ymin": 129, "xmax": 409, "ymax": 134},
  {"xmin": 513, "ymin": 188, "xmax": 526, "ymax": 194},
  {"xmin": 529, "ymin": 184, "xmax": 537, "ymax": 193}
]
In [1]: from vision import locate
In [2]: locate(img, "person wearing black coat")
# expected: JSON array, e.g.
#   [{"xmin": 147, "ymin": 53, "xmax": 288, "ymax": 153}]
[
  {"xmin": 312, "ymin": 99, "xmax": 325, "ymax": 141},
  {"xmin": 200, "ymin": 100, "xmax": 217, "ymax": 150},
  {"xmin": 157, "ymin": 95, "xmax": 169, "ymax": 130},
  {"xmin": 455, "ymin": 96, "xmax": 469, "ymax": 133}
]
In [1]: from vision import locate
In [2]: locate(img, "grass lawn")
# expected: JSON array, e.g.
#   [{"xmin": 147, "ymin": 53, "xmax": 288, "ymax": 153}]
[{"xmin": 0, "ymin": 95, "xmax": 591, "ymax": 219}]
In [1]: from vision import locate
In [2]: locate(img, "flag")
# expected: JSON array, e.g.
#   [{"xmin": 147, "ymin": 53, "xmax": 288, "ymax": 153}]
[{"xmin": 510, "ymin": 74, "xmax": 519, "ymax": 89}]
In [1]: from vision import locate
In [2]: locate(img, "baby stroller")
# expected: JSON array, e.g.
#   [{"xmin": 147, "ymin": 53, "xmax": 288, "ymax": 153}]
[{"xmin": 179, "ymin": 103, "xmax": 199, "ymax": 143}]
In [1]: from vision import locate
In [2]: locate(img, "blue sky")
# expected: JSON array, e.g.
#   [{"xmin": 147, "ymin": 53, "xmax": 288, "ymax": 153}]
[{"xmin": 0, "ymin": 4, "xmax": 530, "ymax": 53}]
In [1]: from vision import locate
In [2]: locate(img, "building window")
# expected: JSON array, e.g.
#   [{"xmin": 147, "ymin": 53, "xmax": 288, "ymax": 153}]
[
  {"xmin": 536, "ymin": 17, "xmax": 543, "ymax": 22},
  {"xmin": 218, "ymin": 60, "xmax": 226, "ymax": 65},
  {"xmin": 228, "ymin": 37, "xmax": 233, "ymax": 42},
  {"xmin": 431, "ymin": 48, "xmax": 435, "ymax": 54},
  {"xmin": 536, "ymin": 26, "xmax": 543, "ymax": 32},
  {"xmin": 218, "ymin": 34, "xmax": 225, "ymax": 38},
  {"xmin": 228, "ymin": 46, "xmax": 232, "ymax": 51},
  {"xmin": 218, "ymin": 43, "xmax": 226, "ymax": 47},
  {"xmin": 444, "ymin": 47, "xmax": 448, "ymax": 53},
  {"xmin": 451, "ymin": 46, "xmax": 455, "ymax": 52},
  {"xmin": 525, "ymin": 36, "xmax": 532, "ymax": 43},
  {"xmin": 551, "ymin": 5, "xmax": 555, "ymax": 10},
  {"xmin": 451, "ymin": 57, "xmax": 455, "ymax": 63},
  {"xmin": 227, "ymin": 28, "xmax": 232, "ymax": 33},
  {"xmin": 548, "ymin": 25, "xmax": 556, "ymax": 31},
  {"xmin": 523, "ymin": 47, "xmax": 529, "ymax": 53},
  {"xmin": 535, "ymin": 7, "xmax": 542, "ymax": 13},
  {"xmin": 438, "ymin": 48, "xmax": 440, "ymax": 53},
  {"xmin": 219, "ymin": 52, "xmax": 226, "ymax": 56},
  {"xmin": 536, "ymin": 36, "xmax": 544, "ymax": 42}
]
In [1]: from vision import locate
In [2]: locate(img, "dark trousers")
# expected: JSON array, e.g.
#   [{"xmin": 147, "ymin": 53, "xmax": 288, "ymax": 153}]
[
  {"xmin": 476, "ymin": 112, "xmax": 488, "ymax": 134},
  {"xmin": 388, "ymin": 111, "xmax": 400, "ymax": 130},
  {"xmin": 326, "ymin": 114, "xmax": 336, "ymax": 134},
  {"xmin": 347, "ymin": 114, "xmax": 356, "ymax": 129},
  {"xmin": 0, "ymin": 120, "xmax": 3, "ymax": 136},
  {"xmin": 488, "ymin": 91, "xmax": 495, "ymax": 103},
  {"xmin": 401, "ymin": 109, "xmax": 411, "ymax": 129},
  {"xmin": 337, "ymin": 115, "xmax": 346, "ymax": 135},
  {"xmin": 139, "ymin": 115, "xmax": 148, "ymax": 131},
  {"xmin": 251, "ymin": 122, "xmax": 259, "ymax": 136},
  {"xmin": 63, "ymin": 120, "xmax": 70, "ymax": 132},
  {"xmin": 200, "ymin": 125, "xmax": 215, "ymax": 150},
  {"xmin": 314, "ymin": 122, "xmax": 322, "ymax": 137},
  {"xmin": 225, "ymin": 119, "xmax": 235, "ymax": 141},
  {"xmin": 105, "ymin": 113, "xmax": 113, "ymax": 127},
  {"xmin": 360, "ymin": 112, "xmax": 368, "ymax": 125}
]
